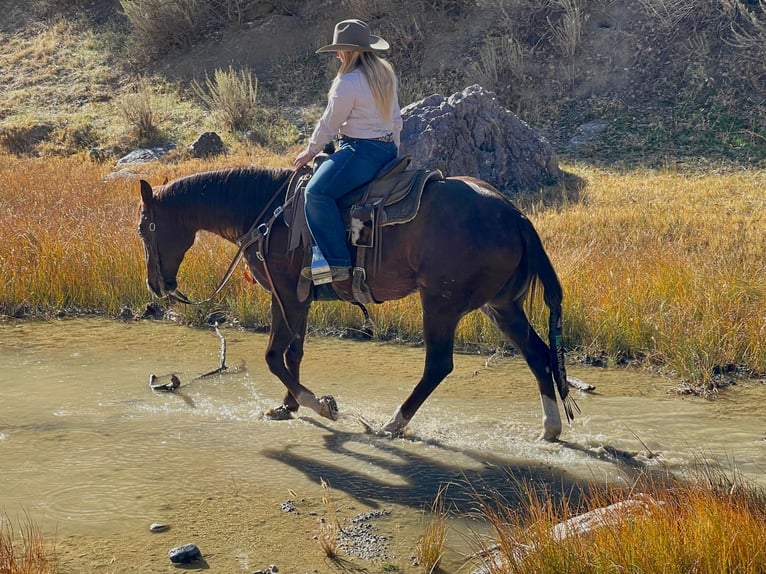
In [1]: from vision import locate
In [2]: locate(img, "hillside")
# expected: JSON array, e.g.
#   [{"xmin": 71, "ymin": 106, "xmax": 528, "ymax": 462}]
[{"xmin": 1, "ymin": 0, "xmax": 765, "ymax": 167}]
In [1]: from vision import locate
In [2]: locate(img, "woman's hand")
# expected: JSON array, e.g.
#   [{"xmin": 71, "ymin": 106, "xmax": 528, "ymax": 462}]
[{"xmin": 293, "ymin": 149, "xmax": 315, "ymax": 170}]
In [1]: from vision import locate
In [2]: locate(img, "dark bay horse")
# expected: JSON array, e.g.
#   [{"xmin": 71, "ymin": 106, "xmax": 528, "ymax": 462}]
[{"xmin": 137, "ymin": 166, "xmax": 578, "ymax": 440}]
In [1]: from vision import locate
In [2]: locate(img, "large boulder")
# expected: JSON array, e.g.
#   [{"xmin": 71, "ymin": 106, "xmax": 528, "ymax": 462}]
[{"xmin": 400, "ymin": 85, "xmax": 562, "ymax": 194}]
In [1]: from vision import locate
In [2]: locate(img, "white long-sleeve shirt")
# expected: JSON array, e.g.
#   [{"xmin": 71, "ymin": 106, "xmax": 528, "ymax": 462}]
[{"xmin": 306, "ymin": 68, "xmax": 403, "ymax": 156}]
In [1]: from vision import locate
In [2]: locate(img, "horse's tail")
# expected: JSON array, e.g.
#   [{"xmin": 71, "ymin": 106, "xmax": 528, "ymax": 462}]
[{"xmin": 519, "ymin": 215, "xmax": 580, "ymax": 423}]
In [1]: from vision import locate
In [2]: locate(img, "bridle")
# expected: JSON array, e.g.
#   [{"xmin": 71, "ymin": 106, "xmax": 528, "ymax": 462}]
[{"xmin": 141, "ymin": 172, "xmax": 297, "ymax": 308}]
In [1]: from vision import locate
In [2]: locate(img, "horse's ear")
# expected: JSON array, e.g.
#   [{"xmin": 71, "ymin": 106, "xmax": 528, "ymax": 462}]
[{"xmin": 139, "ymin": 180, "xmax": 153, "ymax": 205}]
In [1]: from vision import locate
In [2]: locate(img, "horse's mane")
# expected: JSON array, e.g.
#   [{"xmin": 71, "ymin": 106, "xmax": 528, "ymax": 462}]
[
  {"xmin": 152, "ymin": 166, "xmax": 293, "ymax": 237},
  {"xmin": 157, "ymin": 166, "xmax": 292, "ymax": 207}
]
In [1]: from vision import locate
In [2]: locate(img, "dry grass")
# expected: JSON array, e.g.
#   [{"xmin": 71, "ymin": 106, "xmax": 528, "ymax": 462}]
[
  {"xmin": 472, "ymin": 465, "xmax": 766, "ymax": 574},
  {"xmin": 0, "ymin": 512, "xmax": 57, "ymax": 574},
  {"xmin": 316, "ymin": 478, "xmax": 341, "ymax": 559},
  {"xmin": 533, "ymin": 165, "xmax": 766, "ymax": 387},
  {"xmin": 191, "ymin": 66, "xmax": 259, "ymax": 133},
  {"xmin": 115, "ymin": 77, "xmax": 165, "ymax": 145},
  {"xmin": 416, "ymin": 485, "xmax": 450, "ymax": 573},
  {"xmin": 1, "ymin": 155, "xmax": 763, "ymax": 390},
  {"xmin": 120, "ymin": 0, "xmax": 205, "ymax": 53},
  {"xmin": 0, "ymin": 19, "xmax": 121, "ymax": 129},
  {"xmin": 547, "ymin": 0, "xmax": 588, "ymax": 87}
]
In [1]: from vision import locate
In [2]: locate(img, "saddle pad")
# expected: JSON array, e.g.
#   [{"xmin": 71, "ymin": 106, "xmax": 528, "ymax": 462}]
[{"xmin": 341, "ymin": 168, "xmax": 444, "ymax": 227}]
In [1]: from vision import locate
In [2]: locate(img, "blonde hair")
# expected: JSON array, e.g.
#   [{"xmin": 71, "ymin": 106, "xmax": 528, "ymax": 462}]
[{"xmin": 336, "ymin": 51, "xmax": 396, "ymax": 121}]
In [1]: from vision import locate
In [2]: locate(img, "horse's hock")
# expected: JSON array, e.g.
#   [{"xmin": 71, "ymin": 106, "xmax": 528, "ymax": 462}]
[{"xmin": 400, "ymin": 85, "xmax": 562, "ymax": 195}]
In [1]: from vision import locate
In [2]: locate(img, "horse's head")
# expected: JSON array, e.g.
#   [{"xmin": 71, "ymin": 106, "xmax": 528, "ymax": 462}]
[{"xmin": 137, "ymin": 180, "xmax": 196, "ymax": 302}]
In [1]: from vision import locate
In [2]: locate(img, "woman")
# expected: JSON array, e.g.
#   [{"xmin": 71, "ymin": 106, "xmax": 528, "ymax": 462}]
[{"xmin": 294, "ymin": 19, "xmax": 402, "ymax": 283}]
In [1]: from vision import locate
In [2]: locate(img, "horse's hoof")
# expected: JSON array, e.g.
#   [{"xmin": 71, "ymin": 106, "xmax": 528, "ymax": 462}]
[
  {"xmin": 380, "ymin": 421, "xmax": 404, "ymax": 438},
  {"xmin": 318, "ymin": 395, "xmax": 339, "ymax": 421},
  {"xmin": 380, "ymin": 407, "xmax": 408, "ymax": 437},
  {"xmin": 265, "ymin": 405, "xmax": 295, "ymax": 421},
  {"xmin": 538, "ymin": 430, "xmax": 561, "ymax": 442},
  {"xmin": 355, "ymin": 416, "xmax": 394, "ymax": 438}
]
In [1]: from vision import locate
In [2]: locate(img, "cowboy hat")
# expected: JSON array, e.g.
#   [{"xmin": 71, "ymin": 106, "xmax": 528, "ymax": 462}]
[{"xmin": 316, "ymin": 19, "xmax": 390, "ymax": 53}]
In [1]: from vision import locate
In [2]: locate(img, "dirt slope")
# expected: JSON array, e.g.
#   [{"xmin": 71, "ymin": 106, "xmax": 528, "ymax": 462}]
[{"xmin": 1, "ymin": 0, "xmax": 765, "ymax": 166}]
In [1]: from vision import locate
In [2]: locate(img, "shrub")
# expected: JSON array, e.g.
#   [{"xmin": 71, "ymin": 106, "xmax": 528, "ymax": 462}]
[
  {"xmin": 120, "ymin": 0, "xmax": 207, "ymax": 53},
  {"xmin": 114, "ymin": 78, "xmax": 165, "ymax": 145},
  {"xmin": 119, "ymin": 0, "xmax": 251, "ymax": 56},
  {"xmin": 0, "ymin": 118, "xmax": 54, "ymax": 156},
  {"xmin": 0, "ymin": 511, "xmax": 57, "ymax": 574},
  {"xmin": 192, "ymin": 66, "xmax": 259, "ymax": 132}
]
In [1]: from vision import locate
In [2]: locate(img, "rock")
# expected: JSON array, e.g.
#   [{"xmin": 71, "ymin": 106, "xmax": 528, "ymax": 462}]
[
  {"xmin": 142, "ymin": 301, "xmax": 164, "ymax": 319},
  {"xmin": 115, "ymin": 147, "xmax": 171, "ymax": 166},
  {"xmin": 117, "ymin": 305, "xmax": 134, "ymax": 321},
  {"xmin": 567, "ymin": 118, "xmax": 610, "ymax": 149},
  {"xmin": 337, "ymin": 509, "xmax": 392, "ymax": 562},
  {"xmin": 189, "ymin": 131, "xmax": 224, "ymax": 158},
  {"xmin": 280, "ymin": 500, "xmax": 297, "ymax": 513},
  {"xmin": 149, "ymin": 374, "xmax": 182, "ymax": 392},
  {"xmin": 168, "ymin": 543, "xmax": 202, "ymax": 564},
  {"xmin": 89, "ymin": 147, "xmax": 114, "ymax": 162},
  {"xmin": 400, "ymin": 85, "xmax": 561, "ymax": 195},
  {"xmin": 149, "ymin": 522, "xmax": 170, "ymax": 533},
  {"xmin": 102, "ymin": 168, "xmax": 148, "ymax": 182}
]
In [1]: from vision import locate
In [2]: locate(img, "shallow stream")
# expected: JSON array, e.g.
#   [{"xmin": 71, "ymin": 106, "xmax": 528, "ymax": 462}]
[{"xmin": 1, "ymin": 318, "xmax": 763, "ymax": 572}]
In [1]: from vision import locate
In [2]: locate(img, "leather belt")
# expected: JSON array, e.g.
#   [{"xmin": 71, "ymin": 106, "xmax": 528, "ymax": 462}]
[{"xmin": 340, "ymin": 133, "xmax": 394, "ymax": 143}]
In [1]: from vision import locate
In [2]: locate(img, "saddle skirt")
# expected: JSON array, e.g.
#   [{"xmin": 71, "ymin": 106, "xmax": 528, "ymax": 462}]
[{"xmin": 283, "ymin": 155, "xmax": 443, "ymax": 254}]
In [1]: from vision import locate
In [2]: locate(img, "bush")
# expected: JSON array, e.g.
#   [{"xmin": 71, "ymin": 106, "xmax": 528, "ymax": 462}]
[
  {"xmin": 0, "ymin": 119, "xmax": 54, "ymax": 156},
  {"xmin": 192, "ymin": 66, "xmax": 259, "ymax": 132},
  {"xmin": 120, "ymin": 0, "xmax": 207, "ymax": 53},
  {"xmin": 114, "ymin": 78, "xmax": 165, "ymax": 145},
  {"xmin": 119, "ymin": 0, "xmax": 251, "ymax": 56}
]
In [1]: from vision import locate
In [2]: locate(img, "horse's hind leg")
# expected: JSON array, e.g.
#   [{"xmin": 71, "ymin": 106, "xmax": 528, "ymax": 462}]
[
  {"xmin": 482, "ymin": 301, "xmax": 562, "ymax": 441},
  {"xmin": 381, "ymin": 295, "xmax": 462, "ymax": 435}
]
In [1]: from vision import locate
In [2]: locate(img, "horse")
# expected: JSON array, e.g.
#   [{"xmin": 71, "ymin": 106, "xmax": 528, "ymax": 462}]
[{"xmin": 137, "ymin": 165, "xmax": 579, "ymax": 440}]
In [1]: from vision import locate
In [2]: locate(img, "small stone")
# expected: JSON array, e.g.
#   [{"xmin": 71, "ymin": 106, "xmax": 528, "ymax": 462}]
[
  {"xmin": 188, "ymin": 131, "xmax": 224, "ymax": 158},
  {"xmin": 168, "ymin": 543, "xmax": 201, "ymax": 563},
  {"xmin": 280, "ymin": 500, "xmax": 297, "ymax": 513},
  {"xmin": 149, "ymin": 522, "xmax": 169, "ymax": 533}
]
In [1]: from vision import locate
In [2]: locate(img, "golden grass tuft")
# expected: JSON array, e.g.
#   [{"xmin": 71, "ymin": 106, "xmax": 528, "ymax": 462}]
[
  {"xmin": 316, "ymin": 478, "xmax": 341, "ymax": 559},
  {"xmin": 0, "ymin": 512, "xmax": 57, "ymax": 574},
  {"xmin": 473, "ymin": 466, "xmax": 766, "ymax": 574},
  {"xmin": 416, "ymin": 484, "xmax": 449, "ymax": 573}
]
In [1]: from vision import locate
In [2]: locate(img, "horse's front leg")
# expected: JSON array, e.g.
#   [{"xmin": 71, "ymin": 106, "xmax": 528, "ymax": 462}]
[
  {"xmin": 263, "ymin": 298, "xmax": 338, "ymax": 421},
  {"xmin": 381, "ymin": 295, "xmax": 461, "ymax": 435}
]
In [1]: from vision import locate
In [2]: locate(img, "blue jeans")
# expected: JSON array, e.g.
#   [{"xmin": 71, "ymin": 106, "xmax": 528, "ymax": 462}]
[{"xmin": 304, "ymin": 137, "xmax": 397, "ymax": 267}]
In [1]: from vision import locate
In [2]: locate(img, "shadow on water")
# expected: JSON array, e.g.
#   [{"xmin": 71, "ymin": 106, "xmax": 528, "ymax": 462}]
[{"xmin": 263, "ymin": 416, "xmax": 659, "ymax": 514}]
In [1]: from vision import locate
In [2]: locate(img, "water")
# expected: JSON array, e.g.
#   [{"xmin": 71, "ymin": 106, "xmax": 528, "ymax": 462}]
[{"xmin": 0, "ymin": 318, "xmax": 763, "ymax": 572}]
